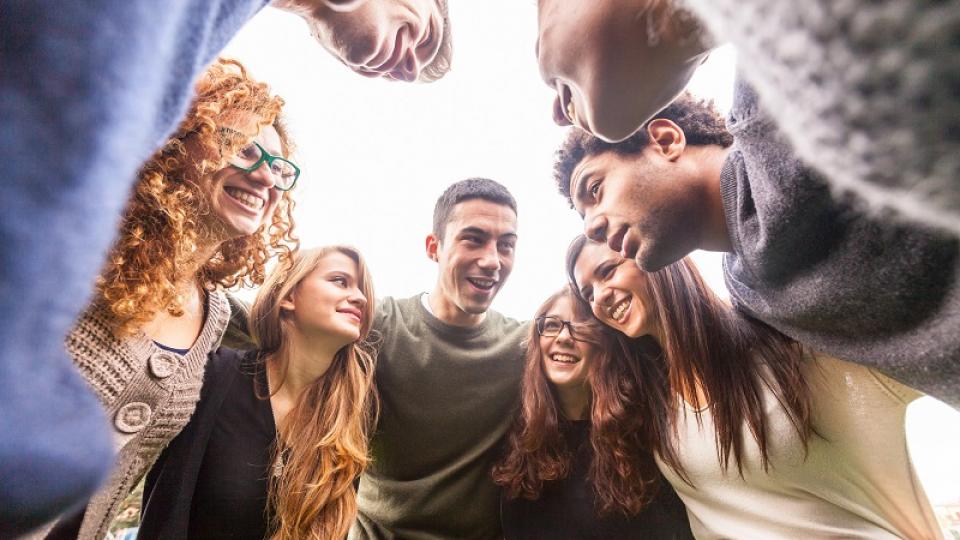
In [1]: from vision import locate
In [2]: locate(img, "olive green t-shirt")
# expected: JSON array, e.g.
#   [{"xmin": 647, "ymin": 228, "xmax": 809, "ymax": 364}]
[{"xmin": 350, "ymin": 295, "xmax": 528, "ymax": 540}]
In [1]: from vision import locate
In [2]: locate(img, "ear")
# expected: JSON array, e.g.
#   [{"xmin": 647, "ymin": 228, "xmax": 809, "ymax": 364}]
[
  {"xmin": 425, "ymin": 233, "xmax": 440, "ymax": 263},
  {"xmin": 279, "ymin": 292, "xmax": 296, "ymax": 313},
  {"xmin": 645, "ymin": 119, "xmax": 686, "ymax": 162}
]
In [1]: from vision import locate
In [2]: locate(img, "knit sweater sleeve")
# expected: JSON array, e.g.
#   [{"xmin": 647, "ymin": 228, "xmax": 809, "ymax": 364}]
[
  {"xmin": 683, "ymin": 0, "xmax": 960, "ymax": 234},
  {"xmin": 720, "ymin": 79, "xmax": 960, "ymax": 408}
]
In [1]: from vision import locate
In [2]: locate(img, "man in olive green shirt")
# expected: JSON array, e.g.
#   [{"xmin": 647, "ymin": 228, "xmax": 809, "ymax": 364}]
[{"xmin": 350, "ymin": 178, "xmax": 528, "ymax": 539}]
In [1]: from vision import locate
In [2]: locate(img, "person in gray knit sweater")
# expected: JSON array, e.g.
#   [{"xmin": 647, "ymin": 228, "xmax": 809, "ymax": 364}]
[
  {"xmin": 535, "ymin": 0, "xmax": 960, "ymax": 235},
  {"xmin": 40, "ymin": 59, "xmax": 299, "ymax": 539},
  {"xmin": 552, "ymin": 90, "xmax": 959, "ymax": 409}
]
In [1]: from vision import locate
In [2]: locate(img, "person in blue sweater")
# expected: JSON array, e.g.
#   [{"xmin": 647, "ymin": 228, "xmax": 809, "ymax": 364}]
[{"xmin": 0, "ymin": 0, "xmax": 451, "ymax": 535}]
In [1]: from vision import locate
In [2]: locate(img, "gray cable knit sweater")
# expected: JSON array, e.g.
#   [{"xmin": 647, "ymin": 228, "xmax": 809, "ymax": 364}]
[
  {"xmin": 49, "ymin": 290, "xmax": 230, "ymax": 539},
  {"xmin": 722, "ymin": 79, "xmax": 960, "ymax": 409},
  {"xmin": 684, "ymin": 0, "xmax": 960, "ymax": 234}
]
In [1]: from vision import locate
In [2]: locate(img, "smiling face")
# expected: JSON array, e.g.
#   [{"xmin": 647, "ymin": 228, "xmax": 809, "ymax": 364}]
[
  {"xmin": 193, "ymin": 124, "xmax": 285, "ymax": 240},
  {"xmin": 427, "ymin": 199, "xmax": 518, "ymax": 326},
  {"xmin": 573, "ymin": 240, "xmax": 658, "ymax": 339},
  {"xmin": 569, "ymin": 149, "xmax": 701, "ymax": 272},
  {"xmin": 536, "ymin": 0, "xmax": 709, "ymax": 142},
  {"xmin": 305, "ymin": 0, "xmax": 445, "ymax": 82},
  {"xmin": 284, "ymin": 251, "xmax": 368, "ymax": 346},
  {"xmin": 539, "ymin": 295, "xmax": 597, "ymax": 390}
]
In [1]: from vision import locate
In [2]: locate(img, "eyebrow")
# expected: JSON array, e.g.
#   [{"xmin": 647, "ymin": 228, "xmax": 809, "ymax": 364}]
[
  {"xmin": 458, "ymin": 226, "xmax": 518, "ymax": 240},
  {"xmin": 570, "ymin": 163, "xmax": 594, "ymax": 213}
]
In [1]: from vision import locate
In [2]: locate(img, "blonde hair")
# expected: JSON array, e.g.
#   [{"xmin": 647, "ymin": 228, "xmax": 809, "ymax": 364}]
[
  {"xmin": 250, "ymin": 246, "xmax": 378, "ymax": 539},
  {"xmin": 97, "ymin": 58, "xmax": 298, "ymax": 335}
]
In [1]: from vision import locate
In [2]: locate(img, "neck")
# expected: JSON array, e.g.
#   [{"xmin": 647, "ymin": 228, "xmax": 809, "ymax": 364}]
[
  {"xmin": 690, "ymin": 144, "xmax": 733, "ymax": 252},
  {"xmin": 268, "ymin": 330, "xmax": 341, "ymax": 403},
  {"xmin": 556, "ymin": 384, "xmax": 590, "ymax": 421},
  {"xmin": 427, "ymin": 288, "xmax": 486, "ymax": 327}
]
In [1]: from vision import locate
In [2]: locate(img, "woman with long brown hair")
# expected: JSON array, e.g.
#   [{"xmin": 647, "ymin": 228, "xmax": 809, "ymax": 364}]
[
  {"xmin": 43, "ymin": 58, "xmax": 298, "ymax": 539},
  {"xmin": 568, "ymin": 235, "xmax": 942, "ymax": 539},
  {"xmin": 493, "ymin": 286, "xmax": 692, "ymax": 539},
  {"xmin": 141, "ymin": 246, "xmax": 377, "ymax": 539}
]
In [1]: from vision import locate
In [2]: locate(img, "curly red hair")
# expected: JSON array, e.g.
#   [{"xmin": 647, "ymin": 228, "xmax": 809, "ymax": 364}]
[{"xmin": 97, "ymin": 58, "xmax": 298, "ymax": 335}]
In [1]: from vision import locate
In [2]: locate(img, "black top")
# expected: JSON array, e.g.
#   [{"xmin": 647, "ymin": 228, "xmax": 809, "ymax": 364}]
[
  {"xmin": 187, "ymin": 352, "xmax": 276, "ymax": 538},
  {"xmin": 140, "ymin": 349, "xmax": 276, "ymax": 539},
  {"xmin": 500, "ymin": 421, "xmax": 693, "ymax": 540}
]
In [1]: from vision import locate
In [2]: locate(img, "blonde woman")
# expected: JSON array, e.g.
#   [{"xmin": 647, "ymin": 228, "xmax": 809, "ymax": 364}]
[
  {"xmin": 141, "ymin": 246, "xmax": 378, "ymax": 540},
  {"xmin": 43, "ymin": 58, "xmax": 297, "ymax": 539}
]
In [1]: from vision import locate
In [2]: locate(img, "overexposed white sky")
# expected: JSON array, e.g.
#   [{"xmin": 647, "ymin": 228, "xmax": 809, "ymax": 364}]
[{"xmin": 223, "ymin": 0, "xmax": 960, "ymax": 508}]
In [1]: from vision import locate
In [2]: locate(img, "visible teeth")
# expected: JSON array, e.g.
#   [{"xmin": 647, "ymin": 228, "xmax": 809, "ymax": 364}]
[
  {"xmin": 566, "ymin": 99, "xmax": 577, "ymax": 123},
  {"xmin": 610, "ymin": 298, "xmax": 631, "ymax": 322},
  {"xmin": 551, "ymin": 353, "xmax": 579, "ymax": 364},
  {"xmin": 225, "ymin": 187, "xmax": 264, "ymax": 210},
  {"xmin": 468, "ymin": 278, "xmax": 496, "ymax": 289}
]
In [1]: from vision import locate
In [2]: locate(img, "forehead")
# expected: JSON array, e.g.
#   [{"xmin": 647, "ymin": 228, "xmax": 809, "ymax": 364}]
[
  {"xmin": 445, "ymin": 199, "xmax": 518, "ymax": 236},
  {"xmin": 544, "ymin": 294, "xmax": 574, "ymax": 318},
  {"xmin": 313, "ymin": 251, "xmax": 358, "ymax": 276},
  {"xmin": 569, "ymin": 151, "xmax": 621, "ymax": 208},
  {"xmin": 573, "ymin": 240, "xmax": 614, "ymax": 287}
]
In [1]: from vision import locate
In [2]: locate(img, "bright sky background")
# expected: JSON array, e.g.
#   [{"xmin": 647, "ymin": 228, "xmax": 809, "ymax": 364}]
[{"xmin": 223, "ymin": 0, "xmax": 960, "ymax": 509}]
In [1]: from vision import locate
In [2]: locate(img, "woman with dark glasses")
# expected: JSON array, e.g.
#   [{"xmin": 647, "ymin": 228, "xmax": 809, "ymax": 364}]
[
  {"xmin": 43, "ymin": 58, "xmax": 299, "ymax": 539},
  {"xmin": 493, "ymin": 286, "xmax": 692, "ymax": 539}
]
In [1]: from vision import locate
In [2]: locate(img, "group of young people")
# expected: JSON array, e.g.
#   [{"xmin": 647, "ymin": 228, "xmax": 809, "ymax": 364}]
[{"xmin": 4, "ymin": 0, "xmax": 959, "ymax": 538}]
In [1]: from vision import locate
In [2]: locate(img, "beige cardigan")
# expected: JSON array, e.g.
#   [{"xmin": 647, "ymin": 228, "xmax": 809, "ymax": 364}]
[{"xmin": 49, "ymin": 290, "xmax": 230, "ymax": 539}]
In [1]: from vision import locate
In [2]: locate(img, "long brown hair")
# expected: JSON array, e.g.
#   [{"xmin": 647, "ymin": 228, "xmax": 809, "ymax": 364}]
[
  {"xmin": 98, "ymin": 58, "xmax": 298, "ymax": 335},
  {"xmin": 249, "ymin": 246, "xmax": 378, "ymax": 539},
  {"xmin": 566, "ymin": 235, "xmax": 811, "ymax": 479},
  {"xmin": 492, "ymin": 286, "xmax": 668, "ymax": 515}
]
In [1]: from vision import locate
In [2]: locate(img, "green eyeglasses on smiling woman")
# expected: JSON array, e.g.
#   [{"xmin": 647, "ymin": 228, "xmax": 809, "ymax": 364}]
[{"xmin": 43, "ymin": 58, "xmax": 300, "ymax": 539}]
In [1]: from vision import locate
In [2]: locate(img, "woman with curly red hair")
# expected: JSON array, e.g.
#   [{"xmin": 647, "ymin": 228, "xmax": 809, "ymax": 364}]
[
  {"xmin": 493, "ymin": 286, "xmax": 692, "ymax": 539},
  {"xmin": 44, "ymin": 58, "xmax": 298, "ymax": 539}
]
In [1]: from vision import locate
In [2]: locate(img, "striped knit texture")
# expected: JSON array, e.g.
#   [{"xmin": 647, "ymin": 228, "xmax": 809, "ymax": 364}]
[{"xmin": 64, "ymin": 290, "xmax": 230, "ymax": 539}]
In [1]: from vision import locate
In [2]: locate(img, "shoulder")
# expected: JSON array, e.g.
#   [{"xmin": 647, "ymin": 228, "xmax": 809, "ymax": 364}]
[{"xmin": 805, "ymin": 353, "xmax": 922, "ymax": 406}]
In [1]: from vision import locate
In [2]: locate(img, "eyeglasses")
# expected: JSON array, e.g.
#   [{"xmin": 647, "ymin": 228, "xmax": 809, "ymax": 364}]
[
  {"xmin": 228, "ymin": 140, "xmax": 300, "ymax": 191},
  {"xmin": 535, "ymin": 316, "xmax": 594, "ymax": 341}
]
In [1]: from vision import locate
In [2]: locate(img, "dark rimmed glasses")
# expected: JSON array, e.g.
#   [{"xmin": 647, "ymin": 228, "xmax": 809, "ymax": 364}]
[
  {"xmin": 535, "ymin": 316, "xmax": 594, "ymax": 341},
  {"xmin": 228, "ymin": 140, "xmax": 300, "ymax": 191}
]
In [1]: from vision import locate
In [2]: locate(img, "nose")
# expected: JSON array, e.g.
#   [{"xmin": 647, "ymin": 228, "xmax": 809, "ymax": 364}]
[
  {"xmin": 476, "ymin": 242, "xmax": 501, "ymax": 271},
  {"xmin": 348, "ymin": 289, "xmax": 367, "ymax": 309},
  {"xmin": 390, "ymin": 47, "xmax": 420, "ymax": 81},
  {"xmin": 555, "ymin": 323, "xmax": 574, "ymax": 344},
  {"xmin": 585, "ymin": 213, "xmax": 608, "ymax": 243},
  {"xmin": 246, "ymin": 161, "xmax": 276, "ymax": 189},
  {"xmin": 593, "ymin": 283, "xmax": 614, "ymax": 309}
]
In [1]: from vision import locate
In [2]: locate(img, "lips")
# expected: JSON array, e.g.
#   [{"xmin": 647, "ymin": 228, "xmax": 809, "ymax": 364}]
[
  {"xmin": 337, "ymin": 307, "xmax": 362, "ymax": 324},
  {"xmin": 609, "ymin": 296, "xmax": 631, "ymax": 323},
  {"xmin": 549, "ymin": 352, "xmax": 581, "ymax": 365},
  {"xmin": 466, "ymin": 277, "xmax": 497, "ymax": 291},
  {"xmin": 224, "ymin": 186, "xmax": 266, "ymax": 211}
]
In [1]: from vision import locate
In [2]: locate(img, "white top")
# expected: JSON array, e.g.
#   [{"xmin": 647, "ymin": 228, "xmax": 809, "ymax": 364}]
[{"xmin": 657, "ymin": 355, "xmax": 942, "ymax": 539}]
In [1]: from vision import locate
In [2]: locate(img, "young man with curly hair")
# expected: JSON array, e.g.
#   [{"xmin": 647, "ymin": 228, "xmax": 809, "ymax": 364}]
[{"xmin": 553, "ymin": 89, "xmax": 960, "ymax": 409}]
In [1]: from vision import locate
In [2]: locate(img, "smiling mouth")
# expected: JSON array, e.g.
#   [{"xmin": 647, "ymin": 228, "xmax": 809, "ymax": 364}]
[
  {"xmin": 550, "ymin": 353, "xmax": 581, "ymax": 364},
  {"xmin": 466, "ymin": 277, "xmax": 497, "ymax": 291},
  {"xmin": 225, "ymin": 186, "xmax": 265, "ymax": 210},
  {"xmin": 609, "ymin": 297, "xmax": 631, "ymax": 323}
]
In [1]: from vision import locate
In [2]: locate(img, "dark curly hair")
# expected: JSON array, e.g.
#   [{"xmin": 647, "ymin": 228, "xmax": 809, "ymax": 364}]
[{"xmin": 553, "ymin": 93, "xmax": 733, "ymax": 207}]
